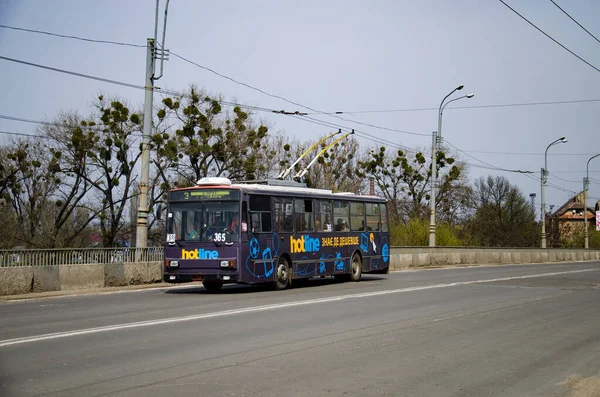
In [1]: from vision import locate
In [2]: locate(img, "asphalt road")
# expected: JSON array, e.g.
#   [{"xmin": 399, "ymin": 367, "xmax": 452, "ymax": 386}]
[{"xmin": 1, "ymin": 262, "xmax": 599, "ymax": 397}]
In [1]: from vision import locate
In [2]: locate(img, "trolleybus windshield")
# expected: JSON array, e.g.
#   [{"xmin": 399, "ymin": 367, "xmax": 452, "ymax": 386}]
[{"xmin": 167, "ymin": 201, "xmax": 241, "ymax": 243}]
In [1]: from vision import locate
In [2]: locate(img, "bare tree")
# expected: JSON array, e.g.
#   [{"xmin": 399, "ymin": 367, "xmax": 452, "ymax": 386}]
[
  {"xmin": 358, "ymin": 146, "xmax": 463, "ymax": 224},
  {"xmin": 154, "ymin": 87, "xmax": 270, "ymax": 186},
  {"xmin": 468, "ymin": 175, "xmax": 538, "ymax": 247}
]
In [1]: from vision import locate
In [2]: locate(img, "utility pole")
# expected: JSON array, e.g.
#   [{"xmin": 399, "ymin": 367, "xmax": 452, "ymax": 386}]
[
  {"xmin": 429, "ymin": 85, "xmax": 474, "ymax": 247},
  {"xmin": 135, "ymin": 37, "xmax": 156, "ymax": 250},
  {"xmin": 429, "ymin": 130, "xmax": 438, "ymax": 247},
  {"xmin": 541, "ymin": 137, "xmax": 568, "ymax": 248},
  {"xmin": 135, "ymin": 0, "xmax": 170, "ymax": 251},
  {"xmin": 540, "ymin": 168, "xmax": 547, "ymax": 248},
  {"xmin": 584, "ymin": 175, "xmax": 589, "ymax": 249},
  {"xmin": 584, "ymin": 153, "xmax": 600, "ymax": 249}
]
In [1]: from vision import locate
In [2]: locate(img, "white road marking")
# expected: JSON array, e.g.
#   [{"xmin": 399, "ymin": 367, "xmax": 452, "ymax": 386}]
[{"xmin": 0, "ymin": 268, "xmax": 597, "ymax": 348}]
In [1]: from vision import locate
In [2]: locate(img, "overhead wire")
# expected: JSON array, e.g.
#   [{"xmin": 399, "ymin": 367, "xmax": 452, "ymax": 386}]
[
  {"xmin": 548, "ymin": 172, "xmax": 585, "ymax": 184},
  {"xmin": 292, "ymin": 112, "xmax": 547, "ymax": 178},
  {"xmin": 0, "ymin": 55, "xmax": 289, "ymax": 116},
  {"xmin": 1, "ymin": 114, "xmax": 583, "ymax": 198},
  {"xmin": 0, "ymin": 23, "xmax": 591, "ymax": 197},
  {"xmin": 170, "ymin": 51, "xmax": 430, "ymax": 138},
  {"xmin": 286, "ymin": 114, "xmax": 420, "ymax": 155},
  {"xmin": 306, "ymin": 98, "xmax": 600, "ymax": 115},
  {"xmin": 0, "ymin": 112, "xmax": 566, "ymax": 188},
  {"xmin": 0, "ymin": 115, "xmax": 145, "ymax": 137},
  {"xmin": 0, "ymin": 55, "xmax": 145, "ymax": 90},
  {"xmin": 444, "ymin": 139, "xmax": 534, "ymax": 174},
  {"xmin": 498, "ymin": 0, "xmax": 600, "ymax": 73},
  {"xmin": 0, "ymin": 22, "xmax": 431, "ymax": 139},
  {"xmin": 0, "ymin": 24, "xmax": 146, "ymax": 48},
  {"xmin": 3, "ymin": 23, "xmax": 599, "ymax": 143},
  {"xmin": 447, "ymin": 150, "xmax": 599, "ymax": 156},
  {"xmin": 0, "ymin": 130, "xmax": 41, "ymax": 138},
  {"xmin": 550, "ymin": 0, "xmax": 600, "ymax": 44}
]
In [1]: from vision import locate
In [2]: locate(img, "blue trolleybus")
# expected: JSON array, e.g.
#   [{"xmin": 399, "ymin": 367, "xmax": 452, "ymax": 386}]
[{"xmin": 164, "ymin": 177, "xmax": 390, "ymax": 291}]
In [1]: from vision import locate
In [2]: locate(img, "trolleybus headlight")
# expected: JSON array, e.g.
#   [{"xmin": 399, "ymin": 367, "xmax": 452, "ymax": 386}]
[
  {"xmin": 170, "ymin": 260, "xmax": 179, "ymax": 268},
  {"xmin": 220, "ymin": 260, "xmax": 229, "ymax": 268}
]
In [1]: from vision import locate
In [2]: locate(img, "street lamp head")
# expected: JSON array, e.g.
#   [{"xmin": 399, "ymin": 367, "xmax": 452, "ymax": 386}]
[
  {"xmin": 560, "ymin": 137, "xmax": 568, "ymax": 143},
  {"xmin": 456, "ymin": 85, "xmax": 464, "ymax": 91},
  {"xmin": 466, "ymin": 93, "xmax": 475, "ymax": 98}
]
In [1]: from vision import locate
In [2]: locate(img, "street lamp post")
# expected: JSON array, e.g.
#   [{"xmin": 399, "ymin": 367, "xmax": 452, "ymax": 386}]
[
  {"xmin": 584, "ymin": 153, "xmax": 600, "ymax": 249},
  {"xmin": 429, "ymin": 86, "xmax": 474, "ymax": 247},
  {"xmin": 541, "ymin": 137, "xmax": 568, "ymax": 248}
]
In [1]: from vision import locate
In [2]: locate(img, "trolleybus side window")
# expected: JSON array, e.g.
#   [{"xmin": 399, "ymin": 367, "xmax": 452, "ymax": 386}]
[
  {"xmin": 315, "ymin": 200, "xmax": 332, "ymax": 232},
  {"xmin": 349, "ymin": 202, "xmax": 366, "ymax": 232},
  {"xmin": 365, "ymin": 202, "xmax": 379, "ymax": 232},
  {"xmin": 274, "ymin": 197, "xmax": 294, "ymax": 232},
  {"xmin": 333, "ymin": 200, "xmax": 349, "ymax": 231},
  {"xmin": 294, "ymin": 199, "xmax": 313, "ymax": 232},
  {"xmin": 379, "ymin": 203, "xmax": 389, "ymax": 232},
  {"xmin": 249, "ymin": 195, "xmax": 272, "ymax": 233}
]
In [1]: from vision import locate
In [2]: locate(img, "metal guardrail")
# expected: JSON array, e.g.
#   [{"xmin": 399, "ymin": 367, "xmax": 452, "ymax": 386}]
[{"xmin": 0, "ymin": 247, "xmax": 164, "ymax": 267}]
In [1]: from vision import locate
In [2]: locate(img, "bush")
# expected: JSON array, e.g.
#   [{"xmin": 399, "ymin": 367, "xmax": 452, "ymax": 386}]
[
  {"xmin": 590, "ymin": 227, "xmax": 600, "ymax": 249},
  {"xmin": 390, "ymin": 218, "xmax": 463, "ymax": 246}
]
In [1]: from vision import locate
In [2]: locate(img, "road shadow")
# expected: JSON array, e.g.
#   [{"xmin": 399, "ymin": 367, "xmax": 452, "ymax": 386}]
[{"xmin": 164, "ymin": 275, "xmax": 386, "ymax": 295}]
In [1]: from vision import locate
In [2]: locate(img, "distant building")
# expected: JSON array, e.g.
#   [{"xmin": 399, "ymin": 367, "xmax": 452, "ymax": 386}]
[{"xmin": 550, "ymin": 191, "xmax": 597, "ymax": 246}]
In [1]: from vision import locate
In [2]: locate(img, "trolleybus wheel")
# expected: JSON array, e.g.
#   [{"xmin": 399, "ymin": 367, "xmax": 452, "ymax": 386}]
[
  {"xmin": 349, "ymin": 253, "xmax": 362, "ymax": 282},
  {"xmin": 275, "ymin": 257, "xmax": 291, "ymax": 290},
  {"xmin": 203, "ymin": 281, "xmax": 223, "ymax": 293}
]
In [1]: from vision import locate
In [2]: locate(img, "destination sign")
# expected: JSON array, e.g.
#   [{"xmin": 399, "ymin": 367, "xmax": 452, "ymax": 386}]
[{"xmin": 169, "ymin": 189, "xmax": 240, "ymax": 201}]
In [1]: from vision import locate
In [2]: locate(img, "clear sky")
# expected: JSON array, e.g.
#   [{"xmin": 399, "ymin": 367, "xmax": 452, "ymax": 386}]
[{"xmin": 1, "ymin": 0, "xmax": 599, "ymax": 215}]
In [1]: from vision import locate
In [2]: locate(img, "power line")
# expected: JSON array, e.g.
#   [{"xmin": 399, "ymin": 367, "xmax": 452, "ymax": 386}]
[
  {"xmin": 0, "ymin": 130, "xmax": 41, "ymax": 138},
  {"xmin": 0, "ymin": 115, "xmax": 584, "ymax": 198},
  {"xmin": 286, "ymin": 115, "xmax": 420, "ymax": 154},
  {"xmin": 0, "ymin": 26, "xmax": 593, "ymax": 201},
  {"xmin": 7, "ymin": 22, "xmax": 597, "ymax": 146},
  {"xmin": 444, "ymin": 139, "xmax": 535, "ymax": 174},
  {"xmin": 498, "ymin": 0, "xmax": 600, "ymax": 73},
  {"xmin": 551, "ymin": 170, "xmax": 600, "ymax": 174},
  {"xmin": 0, "ymin": 55, "xmax": 282, "ymax": 116},
  {"xmin": 550, "ymin": 0, "xmax": 600, "ymax": 44},
  {"xmin": 0, "ymin": 24, "xmax": 145, "ymax": 48},
  {"xmin": 8, "ymin": 22, "xmax": 597, "ymax": 123},
  {"xmin": 548, "ymin": 173, "xmax": 584, "ymax": 184},
  {"xmin": 307, "ymin": 98, "xmax": 600, "ymax": 115},
  {"xmin": 0, "ymin": 115, "xmax": 146, "ymax": 137},
  {"xmin": 546, "ymin": 180, "xmax": 577, "ymax": 195},
  {"xmin": 450, "ymin": 150, "xmax": 599, "ymax": 156},
  {"xmin": 170, "ymin": 51, "xmax": 430, "ymax": 138},
  {"xmin": 304, "ymin": 115, "xmax": 428, "ymax": 137},
  {"xmin": 169, "ymin": 51, "xmax": 318, "ymax": 114},
  {"xmin": 0, "ymin": 23, "xmax": 430, "ymax": 139},
  {"xmin": 518, "ymin": 168, "xmax": 577, "ymax": 196},
  {"xmin": 1, "ymin": 27, "xmax": 592, "ymax": 183},
  {"xmin": 0, "ymin": 114, "xmax": 103, "ymax": 132},
  {"xmin": 0, "ymin": 55, "xmax": 145, "ymax": 90},
  {"xmin": 0, "ymin": 112, "xmax": 548, "ymax": 179},
  {"xmin": 294, "ymin": 112, "xmax": 542, "ymax": 175}
]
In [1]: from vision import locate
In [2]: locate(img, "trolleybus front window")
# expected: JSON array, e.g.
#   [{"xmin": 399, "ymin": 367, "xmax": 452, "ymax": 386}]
[{"xmin": 168, "ymin": 202, "xmax": 240, "ymax": 243}]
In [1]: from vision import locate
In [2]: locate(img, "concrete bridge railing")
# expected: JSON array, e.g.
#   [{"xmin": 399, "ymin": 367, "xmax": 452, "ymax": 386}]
[
  {"xmin": 0, "ymin": 247, "xmax": 599, "ymax": 296},
  {"xmin": 388, "ymin": 247, "xmax": 600, "ymax": 270}
]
